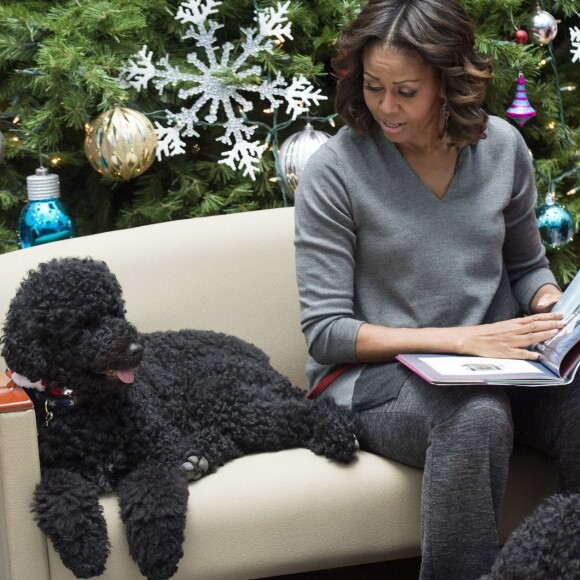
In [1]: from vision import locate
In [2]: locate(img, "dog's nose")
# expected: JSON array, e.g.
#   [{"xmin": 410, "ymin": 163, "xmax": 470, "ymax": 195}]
[
  {"xmin": 128, "ymin": 342, "xmax": 144, "ymax": 360},
  {"xmin": 127, "ymin": 342, "xmax": 143, "ymax": 356}
]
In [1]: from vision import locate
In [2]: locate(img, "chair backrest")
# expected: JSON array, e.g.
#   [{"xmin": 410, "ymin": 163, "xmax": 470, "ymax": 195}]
[{"xmin": 0, "ymin": 207, "xmax": 310, "ymax": 388}]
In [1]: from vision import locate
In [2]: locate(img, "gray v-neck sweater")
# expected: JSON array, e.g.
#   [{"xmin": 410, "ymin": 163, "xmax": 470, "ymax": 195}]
[{"xmin": 294, "ymin": 116, "xmax": 557, "ymax": 387}]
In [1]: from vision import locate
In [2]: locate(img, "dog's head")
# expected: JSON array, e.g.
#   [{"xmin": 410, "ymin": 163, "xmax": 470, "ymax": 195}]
[{"xmin": 1, "ymin": 258, "xmax": 144, "ymax": 394}]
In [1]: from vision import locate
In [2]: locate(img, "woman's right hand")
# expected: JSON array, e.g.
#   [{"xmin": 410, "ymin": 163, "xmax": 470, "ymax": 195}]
[{"xmin": 457, "ymin": 313, "xmax": 564, "ymax": 360}]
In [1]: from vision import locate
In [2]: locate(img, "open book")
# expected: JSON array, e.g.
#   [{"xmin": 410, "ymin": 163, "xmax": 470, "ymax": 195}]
[{"xmin": 396, "ymin": 270, "xmax": 580, "ymax": 387}]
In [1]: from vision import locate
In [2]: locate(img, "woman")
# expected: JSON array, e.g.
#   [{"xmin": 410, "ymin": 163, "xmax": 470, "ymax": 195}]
[{"xmin": 294, "ymin": 1, "xmax": 580, "ymax": 578}]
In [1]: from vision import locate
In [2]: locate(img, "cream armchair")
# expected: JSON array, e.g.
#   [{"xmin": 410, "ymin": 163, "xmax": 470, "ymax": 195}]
[{"xmin": 0, "ymin": 207, "xmax": 559, "ymax": 580}]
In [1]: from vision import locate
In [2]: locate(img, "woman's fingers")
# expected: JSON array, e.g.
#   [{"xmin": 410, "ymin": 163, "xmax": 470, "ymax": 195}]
[
  {"xmin": 460, "ymin": 312, "xmax": 565, "ymax": 359},
  {"xmin": 520, "ymin": 328, "xmax": 560, "ymax": 346},
  {"xmin": 519, "ymin": 313, "xmax": 563, "ymax": 332},
  {"xmin": 521, "ymin": 312, "xmax": 563, "ymax": 324},
  {"xmin": 516, "ymin": 347, "xmax": 542, "ymax": 360},
  {"xmin": 523, "ymin": 320, "xmax": 562, "ymax": 334},
  {"xmin": 511, "ymin": 315, "xmax": 562, "ymax": 346}
]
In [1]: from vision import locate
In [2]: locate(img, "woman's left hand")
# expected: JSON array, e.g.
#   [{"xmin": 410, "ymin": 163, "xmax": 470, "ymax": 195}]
[{"xmin": 530, "ymin": 284, "xmax": 562, "ymax": 314}]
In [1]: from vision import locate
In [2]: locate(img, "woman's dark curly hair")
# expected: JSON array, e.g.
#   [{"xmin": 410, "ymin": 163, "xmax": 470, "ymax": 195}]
[{"xmin": 333, "ymin": 0, "xmax": 493, "ymax": 147}]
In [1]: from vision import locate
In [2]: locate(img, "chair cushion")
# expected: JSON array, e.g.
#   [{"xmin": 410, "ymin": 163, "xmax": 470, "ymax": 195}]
[{"xmin": 46, "ymin": 450, "xmax": 423, "ymax": 579}]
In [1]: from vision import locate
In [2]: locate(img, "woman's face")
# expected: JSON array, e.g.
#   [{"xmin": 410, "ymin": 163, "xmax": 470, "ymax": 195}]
[{"xmin": 362, "ymin": 45, "xmax": 442, "ymax": 149}]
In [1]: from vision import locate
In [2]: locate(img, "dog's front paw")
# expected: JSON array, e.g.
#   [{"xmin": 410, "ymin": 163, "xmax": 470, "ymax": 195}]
[
  {"xmin": 130, "ymin": 517, "xmax": 184, "ymax": 580},
  {"xmin": 137, "ymin": 546, "xmax": 182, "ymax": 580},
  {"xmin": 181, "ymin": 454, "xmax": 210, "ymax": 481},
  {"xmin": 34, "ymin": 470, "xmax": 110, "ymax": 578},
  {"xmin": 142, "ymin": 555, "xmax": 180, "ymax": 580},
  {"xmin": 52, "ymin": 532, "xmax": 109, "ymax": 579},
  {"xmin": 62, "ymin": 559, "xmax": 107, "ymax": 579}
]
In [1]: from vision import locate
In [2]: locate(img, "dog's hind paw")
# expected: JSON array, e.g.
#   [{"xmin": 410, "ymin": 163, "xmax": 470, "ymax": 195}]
[
  {"xmin": 181, "ymin": 454, "xmax": 209, "ymax": 481},
  {"xmin": 309, "ymin": 430, "xmax": 360, "ymax": 463}
]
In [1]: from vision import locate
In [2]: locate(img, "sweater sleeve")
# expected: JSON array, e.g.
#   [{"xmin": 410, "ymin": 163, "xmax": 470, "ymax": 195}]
[
  {"xmin": 502, "ymin": 125, "xmax": 559, "ymax": 313},
  {"xmin": 294, "ymin": 144, "xmax": 364, "ymax": 365}
]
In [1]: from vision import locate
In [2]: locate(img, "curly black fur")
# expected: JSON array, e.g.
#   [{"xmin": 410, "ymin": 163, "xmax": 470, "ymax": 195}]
[
  {"xmin": 482, "ymin": 492, "xmax": 580, "ymax": 580},
  {"xmin": 1, "ymin": 258, "xmax": 358, "ymax": 580}
]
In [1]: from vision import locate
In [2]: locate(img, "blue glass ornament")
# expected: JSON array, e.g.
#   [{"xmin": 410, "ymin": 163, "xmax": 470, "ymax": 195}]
[
  {"xmin": 535, "ymin": 196, "xmax": 574, "ymax": 252},
  {"xmin": 18, "ymin": 168, "xmax": 75, "ymax": 249}
]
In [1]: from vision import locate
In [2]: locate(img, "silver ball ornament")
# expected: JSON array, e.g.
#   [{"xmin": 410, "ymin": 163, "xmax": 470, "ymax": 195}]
[
  {"xmin": 0, "ymin": 130, "xmax": 5, "ymax": 163},
  {"xmin": 530, "ymin": 10, "xmax": 558, "ymax": 45},
  {"xmin": 278, "ymin": 123, "xmax": 330, "ymax": 199}
]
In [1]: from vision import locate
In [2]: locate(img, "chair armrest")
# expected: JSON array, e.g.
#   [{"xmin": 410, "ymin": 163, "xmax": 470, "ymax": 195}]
[
  {"xmin": 0, "ymin": 379, "xmax": 50, "ymax": 580},
  {"xmin": 0, "ymin": 374, "xmax": 34, "ymax": 413}
]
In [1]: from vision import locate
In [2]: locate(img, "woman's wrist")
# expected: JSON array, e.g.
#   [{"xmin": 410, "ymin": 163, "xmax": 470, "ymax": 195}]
[{"xmin": 355, "ymin": 323, "xmax": 469, "ymax": 362}]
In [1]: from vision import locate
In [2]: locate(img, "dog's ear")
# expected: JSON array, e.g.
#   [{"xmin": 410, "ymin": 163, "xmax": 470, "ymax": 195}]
[
  {"xmin": 1, "ymin": 332, "xmax": 48, "ymax": 383},
  {"xmin": 1, "ymin": 264, "xmax": 53, "ymax": 381}
]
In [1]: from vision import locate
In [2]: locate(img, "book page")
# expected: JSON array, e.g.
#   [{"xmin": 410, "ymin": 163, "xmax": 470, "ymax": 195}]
[
  {"xmin": 396, "ymin": 354, "xmax": 561, "ymax": 385},
  {"xmin": 553, "ymin": 269, "xmax": 580, "ymax": 321},
  {"xmin": 536, "ymin": 311, "xmax": 580, "ymax": 376},
  {"xmin": 419, "ymin": 356, "xmax": 544, "ymax": 377},
  {"xmin": 532, "ymin": 269, "xmax": 580, "ymax": 375}
]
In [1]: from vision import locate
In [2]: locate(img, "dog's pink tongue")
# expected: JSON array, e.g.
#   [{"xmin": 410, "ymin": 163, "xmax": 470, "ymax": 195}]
[{"xmin": 115, "ymin": 369, "xmax": 135, "ymax": 384}]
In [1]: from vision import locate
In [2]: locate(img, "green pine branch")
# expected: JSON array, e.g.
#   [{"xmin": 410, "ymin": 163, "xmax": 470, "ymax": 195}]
[{"xmin": 0, "ymin": 0, "xmax": 577, "ymax": 285}]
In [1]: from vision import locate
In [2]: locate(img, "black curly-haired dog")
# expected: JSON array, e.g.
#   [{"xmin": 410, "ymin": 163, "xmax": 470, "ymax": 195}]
[
  {"xmin": 482, "ymin": 491, "xmax": 580, "ymax": 579},
  {"xmin": 1, "ymin": 257, "xmax": 358, "ymax": 580}
]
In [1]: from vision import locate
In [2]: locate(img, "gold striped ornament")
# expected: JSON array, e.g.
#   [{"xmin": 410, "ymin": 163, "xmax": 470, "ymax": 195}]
[{"xmin": 84, "ymin": 107, "xmax": 157, "ymax": 181}]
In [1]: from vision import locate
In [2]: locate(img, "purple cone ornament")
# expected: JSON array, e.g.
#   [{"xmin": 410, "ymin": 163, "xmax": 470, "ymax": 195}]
[{"xmin": 506, "ymin": 72, "xmax": 536, "ymax": 127}]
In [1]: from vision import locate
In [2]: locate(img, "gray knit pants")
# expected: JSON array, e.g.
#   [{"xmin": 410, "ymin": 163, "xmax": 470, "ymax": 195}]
[{"xmin": 354, "ymin": 371, "xmax": 580, "ymax": 580}]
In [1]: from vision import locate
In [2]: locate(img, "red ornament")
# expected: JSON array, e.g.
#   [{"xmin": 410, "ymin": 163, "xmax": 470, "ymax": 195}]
[{"xmin": 515, "ymin": 29, "xmax": 528, "ymax": 44}]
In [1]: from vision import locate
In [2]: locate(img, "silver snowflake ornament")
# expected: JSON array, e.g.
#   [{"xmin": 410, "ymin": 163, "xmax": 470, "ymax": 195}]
[
  {"xmin": 120, "ymin": 0, "xmax": 327, "ymax": 179},
  {"xmin": 570, "ymin": 26, "xmax": 580, "ymax": 64}
]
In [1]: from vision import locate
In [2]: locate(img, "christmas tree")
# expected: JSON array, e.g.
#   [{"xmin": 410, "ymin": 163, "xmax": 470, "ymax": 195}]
[{"xmin": 0, "ymin": 0, "xmax": 578, "ymax": 284}]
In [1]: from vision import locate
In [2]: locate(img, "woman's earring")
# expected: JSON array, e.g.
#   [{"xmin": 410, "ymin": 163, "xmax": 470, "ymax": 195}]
[{"xmin": 442, "ymin": 101, "xmax": 450, "ymax": 128}]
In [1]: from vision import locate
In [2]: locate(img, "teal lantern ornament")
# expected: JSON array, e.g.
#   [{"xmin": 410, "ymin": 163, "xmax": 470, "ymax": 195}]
[
  {"xmin": 278, "ymin": 123, "xmax": 330, "ymax": 199},
  {"xmin": 17, "ymin": 167, "xmax": 75, "ymax": 248},
  {"xmin": 535, "ymin": 192, "xmax": 575, "ymax": 251}
]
